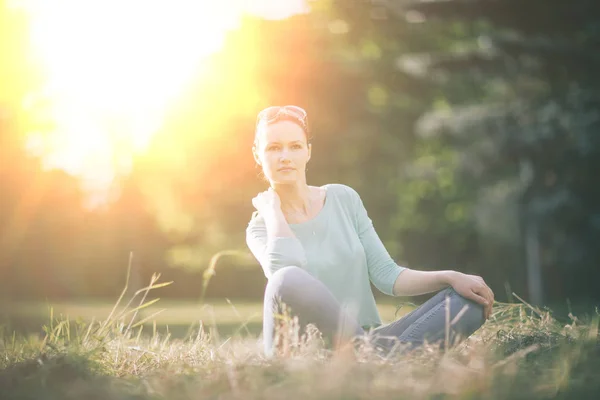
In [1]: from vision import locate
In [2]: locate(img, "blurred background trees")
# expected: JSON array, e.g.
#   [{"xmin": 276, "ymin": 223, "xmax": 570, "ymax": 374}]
[
  {"xmin": 395, "ymin": 0, "xmax": 600, "ymax": 305},
  {"xmin": 0, "ymin": 0, "xmax": 598, "ymax": 308}
]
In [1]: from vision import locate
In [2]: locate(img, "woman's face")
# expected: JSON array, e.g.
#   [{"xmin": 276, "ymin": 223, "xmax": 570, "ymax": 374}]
[{"xmin": 253, "ymin": 120, "xmax": 311, "ymax": 185}]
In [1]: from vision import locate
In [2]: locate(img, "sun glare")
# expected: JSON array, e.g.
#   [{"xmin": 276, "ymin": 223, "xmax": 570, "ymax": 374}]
[{"xmin": 16, "ymin": 0, "xmax": 308, "ymax": 204}]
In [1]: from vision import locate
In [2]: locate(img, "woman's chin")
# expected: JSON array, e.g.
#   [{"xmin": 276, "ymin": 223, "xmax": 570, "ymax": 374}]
[
  {"xmin": 273, "ymin": 178, "xmax": 298, "ymax": 185},
  {"xmin": 271, "ymin": 172, "xmax": 300, "ymax": 184}
]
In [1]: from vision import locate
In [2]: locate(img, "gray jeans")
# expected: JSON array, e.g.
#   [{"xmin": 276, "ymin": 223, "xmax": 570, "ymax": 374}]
[{"xmin": 263, "ymin": 266, "xmax": 485, "ymax": 356}]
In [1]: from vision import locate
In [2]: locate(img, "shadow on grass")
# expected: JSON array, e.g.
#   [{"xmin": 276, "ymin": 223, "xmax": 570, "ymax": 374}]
[{"xmin": 0, "ymin": 353, "xmax": 112, "ymax": 399}]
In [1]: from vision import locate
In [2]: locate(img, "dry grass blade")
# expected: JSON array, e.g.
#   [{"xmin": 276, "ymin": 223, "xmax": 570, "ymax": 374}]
[
  {"xmin": 587, "ymin": 315, "xmax": 599, "ymax": 341},
  {"xmin": 451, "ymin": 304, "xmax": 469, "ymax": 326},
  {"xmin": 120, "ymin": 298, "xmax": 161, "ymax": 318},
  {"xmin": 493, "ymin": 344, "xmax": 540, "ymax": 369},
  {"xmin": 199, "ymin": 249, "xmax": 251, "ymax": 304},
  {"xmin": 98, "ymin": 252, "xmax": 133, "ymax": 335},
  {"xmin": 445, "ymin": 294, "xmax": 450, "ymax": 349},
  {"xmin": 130, "ymin": 309, "xmax": 167, "ymax": 330},
  {"xmin": 512, "ymin": 292, "xmax": 544, "ymax": 318},
  {"xmin": 125, "ymin": 274, "xmax": 172, "ymax": 335}
]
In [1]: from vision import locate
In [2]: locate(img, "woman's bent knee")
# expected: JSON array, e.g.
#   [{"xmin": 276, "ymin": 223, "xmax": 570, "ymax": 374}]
[
  {"xmin": 270, "ymin": 265, "xmax": 308, "ymax": 283},
  {"xmin": 268, "ymin": 266, "xmax": 311, "ymax": 292},
  {"xmin": 449, "ymin": 288, "xmax": 485, "ymax": 332},
  {"xmin": 266, "ymin": 266, "xmax": 316, "ymax": 303}
]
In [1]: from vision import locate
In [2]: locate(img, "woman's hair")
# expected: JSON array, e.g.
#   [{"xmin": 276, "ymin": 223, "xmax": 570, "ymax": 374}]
[{"xmin": 253, "ymin": 106, "xmax": 312, "ymax": 147}]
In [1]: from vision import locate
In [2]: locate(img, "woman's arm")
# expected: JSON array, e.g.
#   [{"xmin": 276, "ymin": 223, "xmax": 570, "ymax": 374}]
[
  {"xmin": 346, "ymin": 185, "xmax": 495, "ymax": 318},
  {"xmin": 346, "ymin": 186, "xmax": 405, "ymax": 296},
  {"xmin": 262, "ymin": 208, "xmax": 295, "ymax": 239},
  {"xmin": 393, "ymin": 269, "xmax": 495, "ymax": 319},
  {"xmin": 392, "ymin": 269, "xmax": 454, "ymax": 297},
  {"xmin": 246, "ymin": 190, "xmax": 308, "ymax": 278}
]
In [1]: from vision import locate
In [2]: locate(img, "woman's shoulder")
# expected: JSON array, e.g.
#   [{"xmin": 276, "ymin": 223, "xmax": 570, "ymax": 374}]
[
  {"xmin": 246, "ymin": 184, "xmax": 361, "ymax": 228},
  {"xmin": 322, "ymin": 183, "xmax": 364, "ymax": 213},
  {"xmin": 323, "ymin": 183, "xmax": 361, "ymax": 201}
]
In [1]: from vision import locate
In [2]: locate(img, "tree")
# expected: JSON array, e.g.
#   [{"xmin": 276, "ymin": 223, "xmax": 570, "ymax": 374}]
[{"xmin": 387, "ymin": 0, "xmax": 600, "ymax": 304}]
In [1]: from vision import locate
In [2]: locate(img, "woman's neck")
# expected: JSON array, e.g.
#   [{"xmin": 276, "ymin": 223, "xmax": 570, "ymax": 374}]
[{"xmin": 272, "ymin": 182, "xmax": 312, "ymax": 213}]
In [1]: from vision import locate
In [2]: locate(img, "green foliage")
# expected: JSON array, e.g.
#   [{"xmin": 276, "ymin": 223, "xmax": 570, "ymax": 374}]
[{"xmin": 393, "ymin": 0, "xmax": 600, "ymax": 300}]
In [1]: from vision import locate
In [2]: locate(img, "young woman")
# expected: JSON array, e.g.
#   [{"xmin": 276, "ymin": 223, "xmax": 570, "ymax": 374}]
[{"xmin": 246, "ymin": 105, "xmax": 494, "ymax": 357}]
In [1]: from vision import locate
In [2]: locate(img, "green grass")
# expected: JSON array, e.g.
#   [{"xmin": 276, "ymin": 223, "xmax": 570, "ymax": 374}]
[{"xmin": 0, "ymin": 273, "xmax": 599, "ymax": 399}]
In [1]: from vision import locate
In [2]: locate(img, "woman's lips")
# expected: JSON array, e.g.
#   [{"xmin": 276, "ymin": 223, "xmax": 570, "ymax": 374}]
[{"xmin": 278, "ymin": 167, "xmax": 295, "ymax": 172}]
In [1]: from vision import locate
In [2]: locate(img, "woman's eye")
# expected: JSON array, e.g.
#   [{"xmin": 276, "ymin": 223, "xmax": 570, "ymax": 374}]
[
  {"xmin": 267, "ymin": 146, "xmax": 279, "ymax": 151},
  {"xmin": 292, "ymin": 144, "xmax": 302, "ymax": 149}
]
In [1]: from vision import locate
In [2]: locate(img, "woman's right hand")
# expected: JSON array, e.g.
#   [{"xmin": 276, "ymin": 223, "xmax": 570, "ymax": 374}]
[
  {"xmin": 252, "ymin": 188, "xmax": 282, "ymax": 216},
  {"xmin": 448, "ymin": 272, "xmax": 495, "ymax": 319}
]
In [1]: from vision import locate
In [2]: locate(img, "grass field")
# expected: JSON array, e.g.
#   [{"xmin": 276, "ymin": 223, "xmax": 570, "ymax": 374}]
[
  {"xmin": 0, "ymin": 299, "xmax": 411, "ymax": 339},
  {"xmin": 1, "ymin": 280, "xmax": 599, "ymax": 399}
]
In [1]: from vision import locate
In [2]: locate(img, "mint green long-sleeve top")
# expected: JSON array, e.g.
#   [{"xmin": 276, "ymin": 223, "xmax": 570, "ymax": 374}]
[{"xmin": 245, "ymin": 183, "xmax": 406, "ymax": 327}]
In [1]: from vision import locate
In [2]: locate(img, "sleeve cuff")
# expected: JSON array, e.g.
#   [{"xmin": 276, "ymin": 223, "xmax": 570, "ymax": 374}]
[{"xmin": 384, "ymin": 265, "xmax": 407, "ymax": 296}]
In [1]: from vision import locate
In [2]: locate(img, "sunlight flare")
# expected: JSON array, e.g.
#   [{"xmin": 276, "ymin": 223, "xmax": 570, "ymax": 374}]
[{"xmin": 16, "ymin": 0, "xmax": 308, "ymax": 202}]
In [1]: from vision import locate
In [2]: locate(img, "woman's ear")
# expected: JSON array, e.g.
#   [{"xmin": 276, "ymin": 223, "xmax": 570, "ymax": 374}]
[{"xmin": 307, "ymin": 143, "xmax": 312, "ymax": 162}]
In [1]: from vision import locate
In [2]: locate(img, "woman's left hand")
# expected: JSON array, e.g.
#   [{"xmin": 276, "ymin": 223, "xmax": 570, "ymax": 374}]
[{"xmin": 448, "ymin": 272, "xmax": 495, "ymax": 319}]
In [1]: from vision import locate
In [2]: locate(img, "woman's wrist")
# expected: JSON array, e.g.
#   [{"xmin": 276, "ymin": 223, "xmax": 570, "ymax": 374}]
[
  {"xmin": 442, "ymin": 270, "xmax": 461, "ymax": 287},
  {"xmin": 262, "ymin": 207, "xmax": 285, "ymax": 223}
]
